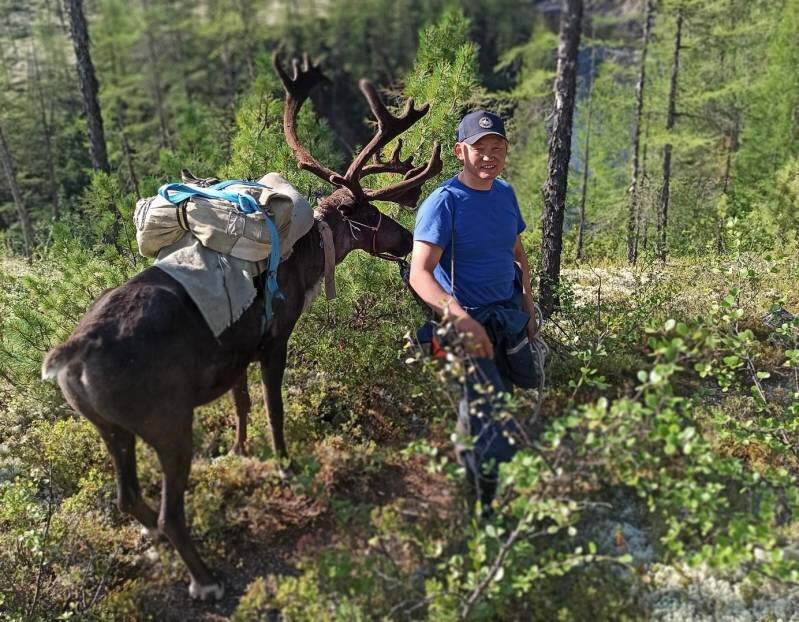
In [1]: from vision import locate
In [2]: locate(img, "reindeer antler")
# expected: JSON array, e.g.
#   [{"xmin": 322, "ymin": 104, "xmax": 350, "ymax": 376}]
[
  {"xmin": 358, "ymin": 140, "xmax": 414, "ymax": 177},
  {"xmin": 273, "ymin": 53, "xmax": 443, "ymax": 207},
  {"xmin": 364, "ymin": 143, "xmax": 443, "ymax": 207},
  {"xmin": 343, "ymin": 80, "xmax": 429, "ymax": 183},
  {"xmin": 272, "ymin": 52, "xmax": 344, "ymax": 187}
]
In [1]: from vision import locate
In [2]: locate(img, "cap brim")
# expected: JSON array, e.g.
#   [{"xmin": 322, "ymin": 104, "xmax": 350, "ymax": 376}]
[{"xmin": 461, "ymin": 131, "xmax": 508, "ymax": 145}]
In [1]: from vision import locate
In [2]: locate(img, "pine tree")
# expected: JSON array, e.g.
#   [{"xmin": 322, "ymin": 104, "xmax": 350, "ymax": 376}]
[
  {"xmin": 64, "ymin": 0, "xmax": 110, "ymax": 173},
  {"xmin": 655, "ymin": 7, "xmax": 682, "ymax": 261},
  {"xmin": 139, "ymin": 0, "xmax": 171, "ymax": 151},
  {"xmin": 29, "ymin": 43, "xmax": 60, "ymax": 219},
  {"xmin": 539, "ymin": 0, "xmax": 583, "ymax": 317},
  {"xmin": 389, "ymin": 9, "xmax": 480, "ymax": 188},
  {"xmin": 736, "ymin": 1, "xmax": 799, "ymax": 180},
  {"xmin": 225, "ymin": 56, "xmax": 342, "ymax": 194},
  {"xmin": 0, "ymin": 124, "xmax": 35, "ymax": 258},
  {"xmin": 627, "ymin": 0, "xmax": 654, "ymax": 263}
]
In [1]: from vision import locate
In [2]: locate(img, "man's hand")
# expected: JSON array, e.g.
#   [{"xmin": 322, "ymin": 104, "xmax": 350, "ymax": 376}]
[{"xmin": 455, "ymin": 316, "xmax": 494, "ymax": 358}]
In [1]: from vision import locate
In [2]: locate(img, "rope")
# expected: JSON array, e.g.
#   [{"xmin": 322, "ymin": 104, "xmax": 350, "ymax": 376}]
[
  {"xmin": 315, "ymin": 218, "xmax": 337, "ymax": 300},
  {"xmin": 530, "ymin": 302, "xmax": 548, "ymax": 421}
]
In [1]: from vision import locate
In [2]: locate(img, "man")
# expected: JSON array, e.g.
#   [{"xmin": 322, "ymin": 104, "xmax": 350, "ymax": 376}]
[{"xmin": 409, "ymin": 109, "xmax": 539, "ymax": 515}]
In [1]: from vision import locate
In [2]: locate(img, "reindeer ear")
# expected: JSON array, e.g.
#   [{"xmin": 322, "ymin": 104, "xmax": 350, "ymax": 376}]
[
  {"xmin": 386, "ymin": 186, "xmax": 425, "ymax": 209},
  {"xmin": 180, "ymin": 168, "xmax": 221, "ymax": 188}
]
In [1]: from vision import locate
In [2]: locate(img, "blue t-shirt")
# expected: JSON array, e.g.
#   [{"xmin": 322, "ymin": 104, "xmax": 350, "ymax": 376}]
[{"xmin": 414, "ymin": 176, "xmax": 525, "ymax": 308}]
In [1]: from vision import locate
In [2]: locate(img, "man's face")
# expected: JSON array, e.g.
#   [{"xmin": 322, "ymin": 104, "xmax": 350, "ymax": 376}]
[{"xmin": 454, "ymin": 134, "xmax": 508, "ymax": 183}]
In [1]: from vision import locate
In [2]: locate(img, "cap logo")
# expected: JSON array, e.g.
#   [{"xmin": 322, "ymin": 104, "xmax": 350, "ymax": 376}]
[{"xmin": 478, "ymin": 116, "xmax": 493, "ymax": 129}]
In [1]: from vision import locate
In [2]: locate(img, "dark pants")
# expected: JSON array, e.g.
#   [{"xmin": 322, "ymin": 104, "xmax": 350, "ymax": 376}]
[
  {"xmin": 455, "ymin": 355, "xmax": 520, "ymax": 513},
  {"xmin": 415, "ymin": 272, "xmax": 533, "ymax": 515}
]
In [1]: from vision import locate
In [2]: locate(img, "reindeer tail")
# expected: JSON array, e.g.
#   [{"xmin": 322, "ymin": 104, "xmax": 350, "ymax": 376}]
[{"xmin": 41, "ymin": 340, "xmax": 85, "ymax": 381}]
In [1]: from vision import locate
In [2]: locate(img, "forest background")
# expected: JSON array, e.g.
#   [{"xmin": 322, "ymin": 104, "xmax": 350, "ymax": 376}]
[{"xmin": 2, "ymin": 0, "xmax": 799, "ymax": 620}]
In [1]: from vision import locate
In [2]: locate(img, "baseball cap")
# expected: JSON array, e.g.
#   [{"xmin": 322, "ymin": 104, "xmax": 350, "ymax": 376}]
[{"xmin": 456, "ymin": 110, "xmax": 507, "ymax": 144}]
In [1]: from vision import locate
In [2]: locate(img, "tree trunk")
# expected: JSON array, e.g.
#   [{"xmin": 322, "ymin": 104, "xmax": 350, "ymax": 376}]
[
  {"xmin": 140, "ymin": 0, "xmax": 171, "ymax": 150},
  {"xmin": 716, "ymin": 120, "xmax": 739, "ymax": 254},
  {"xmin": 576, "ymin": 28, "xmax": 596, "ymax": 262},
  {"xmin": 656, "ymin": 8, "xmax": 683, "ymax": 262},
  {"xmin": 640, "ymin": 132, "xmax": 650, "ymax": 252},
  {"xmin": 116, "ymin": 112, "xmax": 140, "ymax": 197},
  {"xmin": 64, "ymin": 0, "xmax": 110, "ymax": 173},
  {"xmin": 627, "ymin": 0, "xmax": 654, "ymax": 264},
  {"xmin": 539, "ymin": 0, "xmax": 583, "ymax": 318},
  {"xmin": 31, "ymin": 46, "xmax": 61, "ymax": 220},
  {"xmin": 0, "ymin": 125, "xmax": 35, "ymax": 259}
]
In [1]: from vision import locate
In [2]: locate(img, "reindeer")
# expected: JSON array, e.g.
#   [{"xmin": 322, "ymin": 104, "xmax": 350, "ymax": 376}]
[{"xmin": 41, "ymin": 53, "xmax": 442, "ymax": 601}]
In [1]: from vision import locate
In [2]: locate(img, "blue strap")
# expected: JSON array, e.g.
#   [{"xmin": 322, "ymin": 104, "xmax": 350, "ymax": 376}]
[
  {"xmin": 209, "ymin": 180, "xmax": 273, "ymax": 214},
  {"xmin": 262, "ymin": 215, "xmax": 283, "ymax": 322},
  {"xmin": 159, "ymin": 182, "xmax": 265, "ymax": 214},
  {"xmin": 157, "ymin": 179, "xmax": 283, "ymax": 322}
]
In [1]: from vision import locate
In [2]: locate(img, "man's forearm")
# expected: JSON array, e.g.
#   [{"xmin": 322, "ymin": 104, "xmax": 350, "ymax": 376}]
[
  {"xmin": 409, "ymin": 266, "xmax": 495, "ymax": 357},
  {"xmin": 409, "ymin": 269, "xmax": 468, "ymax": 319}
]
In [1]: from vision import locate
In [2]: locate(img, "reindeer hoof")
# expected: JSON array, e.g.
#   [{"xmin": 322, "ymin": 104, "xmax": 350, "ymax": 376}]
[
  {"xmin": 140, "ymin": 526, "xmax": 164, "ymax": 541},
  {"xmin": 189, "ymin": 579, "xmax": 225, "ymax": 601},
  {"xmin": 276, "ymin": 460, "xmax": 296, "ymax": 481},
  {"xmin": 144, "ymin": 546, "xmax": 160, "ymax": 562}
]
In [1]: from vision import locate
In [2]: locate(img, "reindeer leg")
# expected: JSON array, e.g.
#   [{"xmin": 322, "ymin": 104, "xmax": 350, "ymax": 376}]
[
  {"xmin": 92, "ymin": 421, "xmax": 161, "ymax": 539},
  {"xmin": 59, "ymin": 369, "xmax": 161, "ymax": 537},
  {"xmin": 230, "ymin": 371, "xmax": 251, "ymax": 456},
  {"xmin": 151, "ymin": 416, "xmax": 223, "ymax": 601},
  {"xmin": 260, "ymin": 339, "xmax": 289, "ymax": 461}
]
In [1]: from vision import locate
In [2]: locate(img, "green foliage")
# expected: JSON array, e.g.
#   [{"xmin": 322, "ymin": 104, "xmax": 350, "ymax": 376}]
[
  {"xmin": 566, "ymin": 59, "xmax": 637, "ymax": 260},
  {"xmin": 231, "ymin": 577, "xmax": 273, "ymax": 621},
  {"xmin": 224, "ymin": 55, "xmax": 343, "ymax": 192},
  {"xmin": 736, "ymin": 0, "xmax": 799, "ymax": 189},
  {"xmin": 373, "ymin": 9, "xmax": 481, "ymax": 205},
  {"xmin": 569, "ymin": 316, "xmax": 797, "ymax": 575},
  {"xmin": 754, "ymin": 157, "xmax": 799, "ymax": 245},
  {"xmin": 2, "ymin": 2, "xmax": 799, "ymax": 620},
  {"xmin": 255, "ymin": 251, "xmax": 799, "ymax": 620},
  {"xmin": 156, "ymin": 101, "xmax": 230, "ymax": 181},
  {"xmin": 502, "ymin": 25, "xmax": 558, "ymax": 228}
]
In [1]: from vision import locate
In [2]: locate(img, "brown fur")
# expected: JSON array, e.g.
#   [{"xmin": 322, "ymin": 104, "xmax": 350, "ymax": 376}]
[{"xmin": 42, "ymin": 198, "xmax": 412, "ymax": 598}]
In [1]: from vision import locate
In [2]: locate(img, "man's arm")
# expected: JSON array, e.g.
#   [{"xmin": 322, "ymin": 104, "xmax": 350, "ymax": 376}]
[
  {"xmin": 513, "ymin": 236, "xmax": 539, "ymax": 339},
  {"xmin": 409, "ymin": 240, "xmax": 494, "ymax": 358}
]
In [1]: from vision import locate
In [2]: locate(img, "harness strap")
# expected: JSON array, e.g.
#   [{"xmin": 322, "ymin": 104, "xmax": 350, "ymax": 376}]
[
  {"xmin": 158, "ymin": 179, "xmax": 283, "ymax": 321},
  {"xmin": 438, "ymin": 186, "xmax": 456, "ymax": 299},
  {"xmin": 159, "ymin": 182, "xmax": 258, "ymax": 214},
  {"xmin": 316, "ymin": 219, "xmax": 337, "ymax": 300},
  {"xmin": 342, "ymin": 212, "xmax": 381, "ymax": 249},
  {"xmin": 176, "ymin": 202, "xmax": 189, "ymax": 230},
  {"xmin": 263, "ymin": 215, "xmax": 283, "ymax": 321}
]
